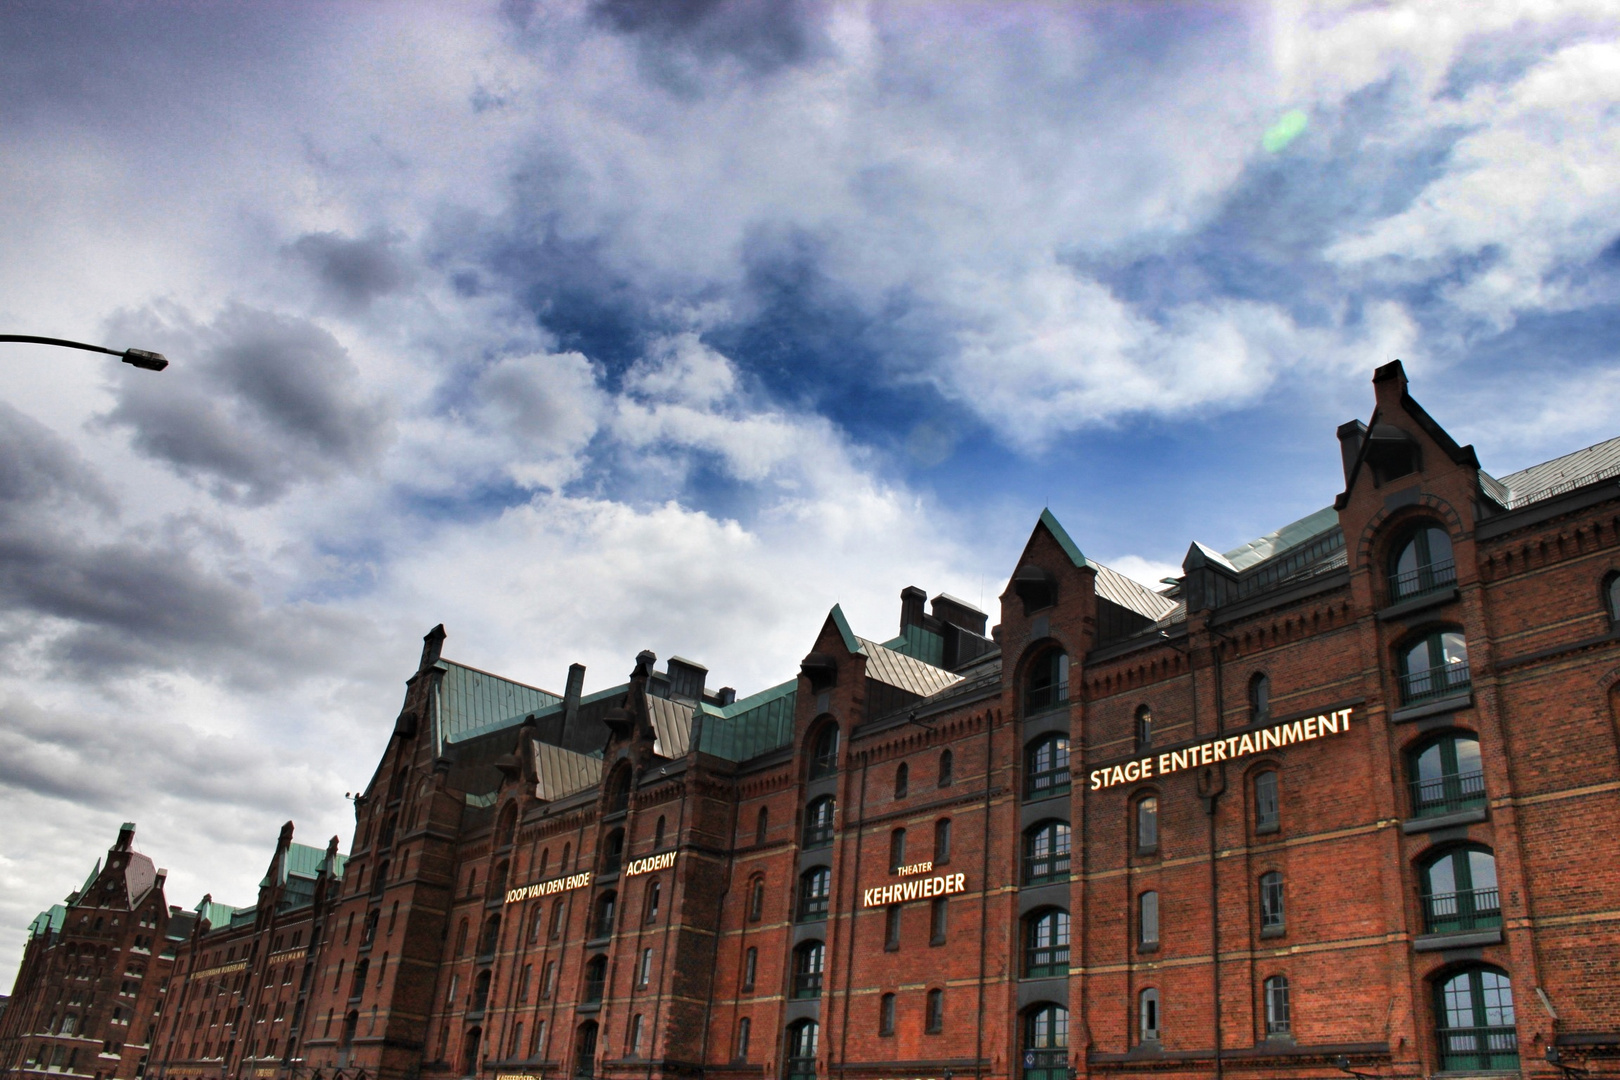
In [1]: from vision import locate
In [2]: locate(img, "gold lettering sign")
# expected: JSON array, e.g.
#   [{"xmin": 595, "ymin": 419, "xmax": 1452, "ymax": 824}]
[
  {"xmin": 862, "ymin": 873, "xmax": 967, "ymax": 908},
  {"xmin": 896, "ymin": 861, "xmax": 933, "ymax": 878},
  {"xmin": 189, "ymin": 960, "xmax": 250, "ymax": 979},
  {"xmin": 505, "ymin": 871, "xmax": 593, "ymax": 905},
  {"xmin": 1088, "ymin": 707, "xmax": 1355, "ymax": 792},
  {"xmin": 266, "ymin": 948, "xmax": 307, "ymax": 966},
  {"xmin": 624, "ymin": 851, "xmax": 677, "ymax": 877}
]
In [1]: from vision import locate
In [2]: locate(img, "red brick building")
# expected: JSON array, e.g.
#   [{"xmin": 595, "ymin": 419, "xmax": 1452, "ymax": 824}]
[{"xmin": 8, "ymin": 361, "xmax": 1620, "ymax": 1080}]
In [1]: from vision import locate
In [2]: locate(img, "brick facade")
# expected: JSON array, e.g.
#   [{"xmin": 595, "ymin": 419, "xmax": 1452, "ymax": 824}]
[{"xmin": 7, "ymin": 361, "xmax": 1620, "ymax": 1080}]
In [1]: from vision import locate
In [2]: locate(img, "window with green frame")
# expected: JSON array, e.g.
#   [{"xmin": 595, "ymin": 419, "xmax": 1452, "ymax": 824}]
[
  {"xmin": 1420, "ymin": 846, "xmax": 1501, "ymax": 934},
  {"xmin": 1408, "ymin": 733, "xmax": 1485, "ymax": 818},
  {"xmin": 1023, "ymin": 821, "xmax": 1070, "ymax": 885},
  {"xmin": 1025, "ymin": 735, "xmax": 1070, "ymax": 800},
  {"xmin": 1435, "ymin": 968, "xmax": 1517, "ymax": 1071},
  {"xmin": 1023, "ymin": 1005, "xmax": 1067, "ymax": 1080},
  {"xmin": 1024, "ymin": 909, "xmax": 1069, "ymax": 978},
  {"xmin": 1025, "ymin": 650, "xmax": 1069, "ymax": 715},
  {"xmin": 1398, "ymin": 630, "xmax": 1471, "ymax": 704},
  {"xmin": 1389, "ymin": 525, "xmax": 1456, "ymax": 601}
]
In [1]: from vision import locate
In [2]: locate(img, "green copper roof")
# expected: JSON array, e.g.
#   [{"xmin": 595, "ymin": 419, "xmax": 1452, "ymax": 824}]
[
  {"xmin": 70, "ymin": 858, "xmax": 102, "ymax": 902},
  {"xmin": 1038, "ymin": 508, "xmax": 1090, "ymax": 569},
  {"xmin": 261, "ymin": 842, "xmax": 347, "ymax": 888},
  {"xmin": 695, "ymin": 678, "xmax": 797, "ymax": 762},
  {"xmin": 434, "ymin": 660, "xmax": 562, "ymax": 747},
  {"xmin": 883, "ymin": 624, "xmax": 945, "ymax": 666},
  {"xmin": 829, "ymin": 604, "xmax": 861, "ymax": 655},
  {"xmin": 28, "ymin": 905, "xmax": 66, "ymax": 940}
]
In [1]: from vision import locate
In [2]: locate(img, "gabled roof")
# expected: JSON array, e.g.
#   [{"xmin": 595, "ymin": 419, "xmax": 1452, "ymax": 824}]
[
  {"xmin": 195, "ymin": 899, "xmax": 239, "ymax": 931},
  {"xmin": 434, "ymin": 660, "xmax": 562, "ymax": 747},
  {"xmin": 1498, "ymin": 433, "xmax": 1620, "ymax": 508},
  {"xmin": 857, "ymin": 637, "xmax": 965, "ymax": 698},
  {"xmin": 1038, "ymin": 508, "xmax": 1090, "ymax": 569},
  {"xmin": 532, "ymin": 740, "xmax": 603, "ymax": 802},
  {"xmin": 261, "ymin": 842, "xmax": 346, "ymax": 888}
]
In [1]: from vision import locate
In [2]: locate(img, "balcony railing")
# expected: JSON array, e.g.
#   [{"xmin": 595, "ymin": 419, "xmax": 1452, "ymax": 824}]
[
  {"xmin": 1410, "ymin": 770, "xmax": 1486, "ymax": 818},
  {"xmin": 792, "ymin": 971, "xmax": 822, "ymax": 998},
  {"xmin": 797, "ymin": 893, "xmax": 829, "ymax": 922},
  {"xmin": 1398, "ymin": 660, "xmax": 1472, "ymax": 704},
  {"xmin": 802, "ymin": 823, "xmax": 833, "ymax": 849},
  {"xmin": 1023, "ymin": 1048, "xmax": 1067, "ymax": 1080},
  {"xmin": 1025, "ymin": 945, "xmax": 1069, "ymax": 979},
  {"xmin": 786, "ymin": 1056, "xmax": 817, "ymax": 1080},
  {"xmin": 582, "ymin": 976, "xmax": 605, "ymax": 1004},
  {"xmin": 1026, "ymin": 768, "xmax": 1070, "ymax": 801},
  {"xmin": 1023, "ymin": 852, "xmax": 1070, "ymax": 886},
  {"xmin": 1437, "ymin": 1025, "xmax": 1518, "ymax": 1071},
  {"xmin": 1422, "ymin": 887, "xmax": 1502, "ymax": 934},
  {"xmin": 1025, "ymin": 685, "xmax": 1068, "ymax": 716},
  {"xmin": 1389, "ymin": 558, "xmax": 1457, "ymax": 602}
]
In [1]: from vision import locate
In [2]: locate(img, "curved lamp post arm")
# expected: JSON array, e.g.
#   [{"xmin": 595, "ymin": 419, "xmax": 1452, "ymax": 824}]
[{"xmin": 0, "ymin": 334, "xmax": 168, "ymax": 371}]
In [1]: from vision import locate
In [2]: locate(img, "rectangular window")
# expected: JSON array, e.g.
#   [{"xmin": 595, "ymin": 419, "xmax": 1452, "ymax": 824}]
[
  {"xmin": 542, "ymin": 961, "xmax": 556, "ymax": 1000},
  {"xmin": 627, "ymin": 1014, "xmax": 643, "ymax": 1056},
  {"xmin": 639, "ymin": 948, "xmax": 652, "ymax": 988},
  {"xmin": 735, "ymin": 1017, "xmax": 750, "ymax": 1061},
  {"xmin": 885, "ymin": 906, "xmax": 902, "ymax": 951},
  {"xmin": 1138, "ymin": 892, "xmax": 1159, "ymax": 949},
  {"xmin": 934, "ymin": 819, "xmax": 951, "ymax": 864},
  {"xmin": 1140, "ymin": 988, "xmax": 1160, "ymax": 1042},
  {"xmin": 889, "ymin": 829, "xmax": 906, "ymax": 873},
  {"xmin": 1136, "ymin": 797, "xmax": 1158, "ymax": 853},
  {"xmin": 929, "ymin": 898, "xmax": 947, "ymax": 946},
  {"xmin": 518, "ymin": 964, "xmax": 532, "ymax": 1002},
  {"xmin": 926, "ymin": 989, "xmax": 944, "ymax": 1033},
  {"xmin": 1260, "ymin": 874, "xmax": 1285, "ymax": 934},
  {"xmin": 1254, "ymin": 771, "xmax": 1280, "ymax": 833},
  {"xmin": 879, "ymin": 994, "xmax": 896, "ymax": 1037},
  {"xmin": 742, "ymin": 948, "xmax": 757, "ymax": 991}
]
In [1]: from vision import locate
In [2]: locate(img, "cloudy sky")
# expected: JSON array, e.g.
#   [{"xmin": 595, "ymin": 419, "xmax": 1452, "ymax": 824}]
[{"xmin": 3, "ymin": 0, "xmax": 1620, "ymax": 978}]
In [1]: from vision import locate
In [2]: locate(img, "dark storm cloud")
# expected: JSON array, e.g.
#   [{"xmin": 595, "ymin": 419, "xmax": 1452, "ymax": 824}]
[
  {"xmin": 0, "ymin": 402, "xmax": 368, "ymax": 686},
  {"xmin": 98, "ymin": 304, "xmax": 392, "ymax": 505},
  {"xmin": 588, "ymin": 0, "xmax": 827, "ymax": 83},
  {"xmin": 288, "ymin": 229, "xmax": 417, "ymax": 314}
]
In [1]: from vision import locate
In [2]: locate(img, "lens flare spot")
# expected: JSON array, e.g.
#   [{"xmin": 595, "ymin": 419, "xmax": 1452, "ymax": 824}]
[{"xmin": 1262, "ymin": 109, "xmax": 1308, "ymax": 153}]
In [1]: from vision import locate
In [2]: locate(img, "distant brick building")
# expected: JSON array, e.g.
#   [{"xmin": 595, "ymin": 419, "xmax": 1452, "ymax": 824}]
[{"xmin": 7, "ymin": 360, "xmax": 1620, "ymax": 1080}]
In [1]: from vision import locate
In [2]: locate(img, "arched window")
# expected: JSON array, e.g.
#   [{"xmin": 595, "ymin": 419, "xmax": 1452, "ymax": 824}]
[
  {"xmin": 798, "ymin": 867, "xmax": 831, "ymax": 922},
  {"xmin": 803, "ymin": 797, "xmax": 836, "ymax": 849},
  {"xmin": 1025, "ymin": 735, "xmax": 1071, "ymax": 800},
  {"xmin": 879, "ymin": 994, "xmax": 895, "ymax": 1037},
  {"xmin": 1399, "ymin": 629, "xmax": 1471, "ymax": 703},
  {"xmin": 1139, "ymin": 988, "xmax": 1160, "ymax": 1042},
  {"xmin": 654, "ymin": 815, "xmax": 666, "ymax": 849},
  {"xmin": 497, "ymin": 804, "xmax": 518, "ymax": 849},
  {"xmin": 930, "ymin": 896, "xmax": 948, "ymax": 945},
  {"xmin": 626, "ymin": 1014, "xmax": 643, "ymax": 1056},
  {"xmin": 1435, "ymin": 968, "xmax": 1517, "ymax": 1071},
  {"xmin": 735, "ymin": 1017, "xmax": 751, "ymax": 1061},
  {"xmin": 748, "ymin": 876, "xmax": 766, "ymax": 922},
  {"xmin": 894, "ymin": 763, "xmax": 909, "ymax": 799},
  {"xmin": 1025, "ymin": 909, "xmax": 1070, "ymax": 977},
  {"xmin": 1025, "ymin": 650, "xmax": 1070, "ymax": 715},
  {"xmin": 1607, "ymin": 572, "xmax": 1620, "ymax": 626},
  {"xmin": 1023, "ymin": 1005, "xmax": 1067, "ymax": 1080},
  {"xmin": 742, "ymin": 947, "xmax": 757, "ymax": 990},
  {"xmin": 601, "ymin": 829, "xmax": 626, "ymax": 875},
  {"xmin": 926, "ymin": 988, "xmax": 944, "ymax": 1033},
  {"xmin": 755, "ymin": 806, "xmax": 769, "ymax": 845},
  {"xmin": 490, "ymin": 859, "xmax": 509, "ymax": 895},
  {"xmin": 478, "ymin": 913, "xmax": 500, "ymax": 956},
  {"xmin": 1253, "ymin": 770, "xmax": 1280, "ymax": 833},
  {"xmin": 453, "ymin": 918, "xmax": 469, "ymax": 958},
  {"xmin": 1259, "ymin": 872, "xmax": 1285, "ymax": 934},
  {"xmin": 938, "ymin": 749, "xmax": 954, "ymax": 787},
  {"xmin": 1249, "ymin": 673, "xmax": 1270, "ymax": 720},
  {"xmin": 582, "ymin": 956, "xmax": 608, "ymax": 1003},
  {"xmin": 549, "ymin": 900, "xmax": 564, "ymax": 940},
  {"xmin": 1263, "ymin": 975, "xmax": 1290, "ymax": 1035},
  {"xmin": 1408, "ymin": 732, "xmax": 1485, "ymax": 818},
  {"xmin": 533, "ymin": 1019, "xmax": 547, "ymax": 1058},
  {"xmin": 471, "ymin": 969, "xmax": 491, "ymax": 1013},
  {"xmin": 592, "ymin": 892, "xmax": 616, "ymax": 939},
  {"xmin": 809, "ymin": 723, "xmax": 840, "ymax": 780},
  {"xmin": 1390, "ymin": 524, "xmax": 1455, "ymax": 601},
  {"xmin": 889, "ymin": 829, "xmax": 907, "ymax": 872},
  {"xmin": 539, "ymin": 847, "xmax": 551, "ymax": 878},
  {"xmin": 785, "ymin": 1020, "xmax": 818, "ymax": 1080},
  {"xmin": 1138, "ymin": 891, "xmax": 1159, "ymax": 948},
  {"xmin": 562, "ymin": 841, "xmax": 571, "ymax": 869},
  {"xmin": 1135, "ymin": 796, "xmax": 1158, "ymax": 855},
  {"xmin": 510, "ymin": 1020, "xmax": 524, "ymax": 1057},
  {"xmin": 1134, "ymin": 706, "xmax": 1153, "ymax": 753},
  {"xmin": 528, "ymin": 905, "xmax": 544, "ymax": 945},
  {"xmin": 573, "ymin": 1020, "xmax": 599, "ymax": 1080},
  {"xmin": 1024, "ymin": 821, "xmax": 1070, "ymax": 885},
  {"xmin": 644, "ymin": 880, "xmax": 660, "ymax": 923},
  {"xmin": 934, "ymin": 818, "xmax": 952, "ymax": 864},
  {"xmin": 884, "ymin": 904, "xmax": 902, "ymax": 950},
  {"xmin": 792, "ymin": 941, "xmax": 824, "ymax": 998},
  {"xmin": 350, "ymin": 958, "xmax": 370, "ymax": 1001},
  {"xmin": 1421, "ymin": 847, "xmax": 1501, "ymax": 934}
]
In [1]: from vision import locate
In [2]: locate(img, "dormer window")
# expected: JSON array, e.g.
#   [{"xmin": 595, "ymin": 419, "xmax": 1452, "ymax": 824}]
[{"xmin": 1390, "ymin": 525, "xmax": 1455, "ymax": 602}]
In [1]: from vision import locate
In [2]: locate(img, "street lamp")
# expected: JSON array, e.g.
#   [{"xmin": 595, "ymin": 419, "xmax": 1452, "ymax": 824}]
[{"xmin": 0, "ymin": 334, "xmax": 168, "ymax": 371}]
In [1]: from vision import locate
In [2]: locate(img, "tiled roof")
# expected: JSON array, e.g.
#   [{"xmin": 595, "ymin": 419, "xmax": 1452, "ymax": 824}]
[
  {"xmin": 434, "ymin": 660, "xmax": 561, "ymax": 747},
  {"xmin": 532, "ymin": 741, "xmax": 603, "ymax": 802},
  {"xmin": 857, "ymin": 637, "xmax": 964, "ymax": 697}
]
